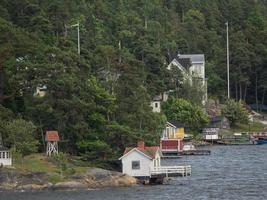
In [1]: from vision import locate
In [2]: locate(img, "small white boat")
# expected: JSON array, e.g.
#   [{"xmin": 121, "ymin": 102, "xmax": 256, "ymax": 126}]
[{"xmin": 183, "ymin": 144, "xmax": 196, "ymax": 151}]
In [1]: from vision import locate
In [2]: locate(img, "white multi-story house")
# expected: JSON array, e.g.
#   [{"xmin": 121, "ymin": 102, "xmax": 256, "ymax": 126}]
[
  {"xmin": 150, "ymin": 53, "xmax": 208, "ymax": 113},
  {"xmin": 167, "ymin": 53, "xmax": 207, "ymax": 104}
]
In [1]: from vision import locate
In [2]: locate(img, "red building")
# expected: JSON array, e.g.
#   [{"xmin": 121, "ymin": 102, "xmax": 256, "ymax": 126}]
[{"xmin": 160, "ymin": 121, "xmax": 184, "ymax": 155}]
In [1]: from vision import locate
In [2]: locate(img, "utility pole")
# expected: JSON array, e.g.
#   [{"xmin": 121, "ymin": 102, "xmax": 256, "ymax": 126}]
[
  {"xmin": 71, "ymin": 22, "xmax": 80, "ymax": 55},
  {"xmin": 226, "ymin": 21, "xmax": 230, "ymax": 99},
  {"xmin": 118, "ymin": 40, "xmax": 121, "ymax": 63},
  {"xmin": 0, "ymin": 133, "xmax": 2, "ymax": 146}
]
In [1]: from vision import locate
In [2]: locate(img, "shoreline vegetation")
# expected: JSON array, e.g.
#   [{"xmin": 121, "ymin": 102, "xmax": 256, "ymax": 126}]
[
  {"xmin": 0, "ymin": 154, "xmax": 136, "ymax": 191},
  {"xmin": 1, "ymin": 118, "xmax": 266, "ymax": 192},
  {"xmin": 0, "ymin": 167, "xmax": 137, "ymax": 191}
]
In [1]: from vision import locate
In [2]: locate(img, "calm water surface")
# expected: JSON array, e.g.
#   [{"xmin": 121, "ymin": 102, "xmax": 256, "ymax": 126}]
[{"xmin": 1, "ymin": 145, "xmax": 267, "ymax": 200}]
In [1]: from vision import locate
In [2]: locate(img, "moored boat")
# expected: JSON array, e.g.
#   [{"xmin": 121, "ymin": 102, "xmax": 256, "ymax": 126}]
[
  {"xmin": 255, "ymin": 138, "xmax": 267, "ymax": 145},
  {"xmin": 251, "ymin": 133, "xmax": 267, "ymax": 145}
]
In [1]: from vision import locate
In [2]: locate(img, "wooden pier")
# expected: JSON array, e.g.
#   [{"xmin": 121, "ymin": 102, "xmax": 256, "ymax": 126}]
[
  {"xmin": 181, "ymin": 150, "xmax": 211, "ymax": 155},
  {"xmin": 150, "ymin": 165, "xmax": 191, "ymax": 178},
  {"xmin": 162, "ymin": 149, "xmax": 211, "ymax": 157}
]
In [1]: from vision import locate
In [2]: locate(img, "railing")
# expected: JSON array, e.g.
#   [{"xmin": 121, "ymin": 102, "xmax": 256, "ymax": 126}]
[
  {"xmin": 161, "ymin": 146, "xmax": 178, "ymax": 149},
  {"xmin": 150, "ymin": 165, "xmax": 191, "ymax": 177}
]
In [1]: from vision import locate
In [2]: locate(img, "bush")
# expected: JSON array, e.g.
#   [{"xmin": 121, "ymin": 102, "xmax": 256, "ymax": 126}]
[
  {"xmin": 221, "ymin": 99, "xmax": 249, "ymax": 126},
  {"xmin": 5, "ymin": 119, "xmax": 39, "ymax": 157},
  {"xmin": 162, "ymin": 97, "xmax": 209, "ymax": 132}
]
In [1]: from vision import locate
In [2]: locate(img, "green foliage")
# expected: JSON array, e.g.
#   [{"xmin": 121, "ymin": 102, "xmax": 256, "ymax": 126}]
[
  {"xmin": 77, "ymin": 140, "xmax": 112, "ymax": 161},
  {"xmin": 176, "ymin": 79, "xmax": 206, "ymax": 105},
  {"xmin": 5, "ymin": 118, "xmax": 39, "ymax": 157},
  {"xmin": 53, "ymin": 152, "xmax": 75, "ymax": 178},
  {"xmin": 221, "ymin": 99, "xmax": 249, "ymax": 126},
  {"xmin": 0, "ymin": 0, "xmax": 267, "ymax": 164},
  {"xmin": 162, "ymin": 97, "xmax": 209, "ymax": 132}
]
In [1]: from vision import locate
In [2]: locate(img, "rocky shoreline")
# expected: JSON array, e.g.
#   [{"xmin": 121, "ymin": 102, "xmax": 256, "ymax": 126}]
[{"xmin": 0, "ymin": 168, "xmax": 137, "ymax": 191}]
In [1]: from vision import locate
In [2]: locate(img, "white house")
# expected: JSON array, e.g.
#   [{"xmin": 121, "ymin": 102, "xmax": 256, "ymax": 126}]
[
  {"xmin": 119, "ymin": 141, "xmax": 161, "ymax": 178},
  {"xmin": 119, "ymin": 141, "xmax": 192, "ymax": 183},
  {"xmin": 167, "ymin": 53, "xmax": 207, "ymax": 104},
  {"xmin": 0, "ymin": 145, "xmax": 12, "ymax": 166},
  {"xmin": 150, "ymin": 92, "xmax": 169, "ymax": 113}
]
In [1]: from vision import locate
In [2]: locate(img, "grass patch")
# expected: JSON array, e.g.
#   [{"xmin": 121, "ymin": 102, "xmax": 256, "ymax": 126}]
[
  {"xmin": 12, "ymin": 153, "xmax": 91, "ymax": 183},
  {"xmin": 13, "ymin": 154, "xmax": 58, "ymax": 173},
  {"xmin": 230, "ymin": 121, "xmax": 266, "ymax": 133},
  {"xmin": 48, "ymin": 174, "xmax": 63, "ymax": 184}
]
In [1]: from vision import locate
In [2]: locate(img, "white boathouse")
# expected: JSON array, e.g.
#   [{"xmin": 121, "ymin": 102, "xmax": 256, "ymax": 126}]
[{"xmin": 119, "ymin": 141, "xmax": 191, "ymax": 182}]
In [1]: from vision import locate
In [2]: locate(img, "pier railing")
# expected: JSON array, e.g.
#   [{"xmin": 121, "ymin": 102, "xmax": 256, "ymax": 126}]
[{"xmin": 150, "ymin": 165, "xmax": 191, "ymax": 177}]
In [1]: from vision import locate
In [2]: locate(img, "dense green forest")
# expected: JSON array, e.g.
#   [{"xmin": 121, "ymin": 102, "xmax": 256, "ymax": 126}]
[{"xmin": 0, "ymin": 0, "xmax": 267, "ymax": 160}]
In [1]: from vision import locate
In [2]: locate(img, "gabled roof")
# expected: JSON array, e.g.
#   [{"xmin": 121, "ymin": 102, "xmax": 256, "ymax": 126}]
[
  {"xmin": 176, "ymin": 58, "xmax": 191, "ymax": 69},
  {"xmin": 211, "ymin": 116, "xmax": 224, "ymax": 123},
  {"xmin": 168, "ymin": 53, "xmax": 204, "ymax": 71},
  {"xmin": 119, "ymin": 146, "xmax": 159, "ymax": 160},
  {"xmin": 167, "ymin": 120, "xmax": 184, "ymax": 128},
  {"xmin": 45, "ymin": 131, "xmax": 59, "ymax": 142},
  {"xmin": 168, "ymin": 56, "xmax": 191, "ymax": 70},
  {"xmin": 0, "ymin": 145, "xmax": 9, "ymax": 151}
]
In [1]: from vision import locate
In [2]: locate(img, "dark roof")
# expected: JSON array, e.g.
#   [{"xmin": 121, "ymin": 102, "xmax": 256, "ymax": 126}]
[
  {"xmin": 211, "ymin": 116, "xmax": 224, "ymax": 123},
  {"xmin": 167, "ymin": 52, "xmax": 178, "ymax": 63},
  {"xmin": 168, "ymin": 120, "xmax": 184, "ymax": 128},
  {"xmin": 0, "ymin": 145, "xmax": 9, "ymax": 151},
  {"xmin": 204, "ymin": 124, "xmax": 219, "ymax": 128},
  {"xmin": 205, "ymin": 116, "xmax": 229, "ymax": 128},
  {"xmin": 176, "ymin": 58, "xmax": 191, "ymax": 69},
  {"xmin": 168, "ymin": 53, "xmax": 204, "ymax": 70}
]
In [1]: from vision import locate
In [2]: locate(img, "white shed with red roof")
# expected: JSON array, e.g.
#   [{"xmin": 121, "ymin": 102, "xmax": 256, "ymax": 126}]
[{"xmin": 119, "ymin": 141, "xmax": 161, "ymax": 178}]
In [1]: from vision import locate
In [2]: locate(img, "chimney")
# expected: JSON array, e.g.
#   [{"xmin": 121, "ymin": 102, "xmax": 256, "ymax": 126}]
[{"xmin": 137, "ymin": 141, "xmax": 145, "ymax": 149}]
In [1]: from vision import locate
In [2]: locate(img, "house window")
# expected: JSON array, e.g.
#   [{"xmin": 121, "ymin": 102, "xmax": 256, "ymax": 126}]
[
  {"xmin": 155, "ymin": 103, "xmax": 158, "ymax": 108},
  {"xmin": 132, "ymin": 161, "xmax": 140, "ymax": 170}
]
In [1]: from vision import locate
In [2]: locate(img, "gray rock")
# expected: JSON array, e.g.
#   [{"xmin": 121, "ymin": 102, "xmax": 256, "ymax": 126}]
[
  {"xmin": 85, "ymin": 168, "xmax": 121, "ymax": 180},
  {"xmin": 53, "ymin": 181, "xmax": 88, "ymax": 189}
]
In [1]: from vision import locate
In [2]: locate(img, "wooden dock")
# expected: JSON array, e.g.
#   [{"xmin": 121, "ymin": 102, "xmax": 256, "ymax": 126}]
[
  {"xmin": 162, "ymin": 149, "xmax": 211, "ymax": 157},
  {"xmin": 181, "ymin": 150, "xmax": 211, "ymax": 155},
  {"xmin": 150, "ymin": 165, "xmax": 191, "ymax": 178},
  {"xmin": 162, "ymin": 155, "xmax": 183, "ymax": 159}
]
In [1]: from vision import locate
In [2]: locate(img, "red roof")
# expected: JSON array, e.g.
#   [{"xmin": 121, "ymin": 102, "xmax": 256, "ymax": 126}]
[
  {"xmin": 123, "ymin": 146, "xmax": 159, "ymax": 159},
  {"xmin": 45, "ymin": 131, "xmax": 59, "ymax": 142}
]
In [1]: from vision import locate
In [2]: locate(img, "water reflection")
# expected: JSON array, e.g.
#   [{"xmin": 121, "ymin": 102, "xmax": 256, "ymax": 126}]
[{"xmin": 1, "ymin": 145, "xmax": 267, "ymax": 200}]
